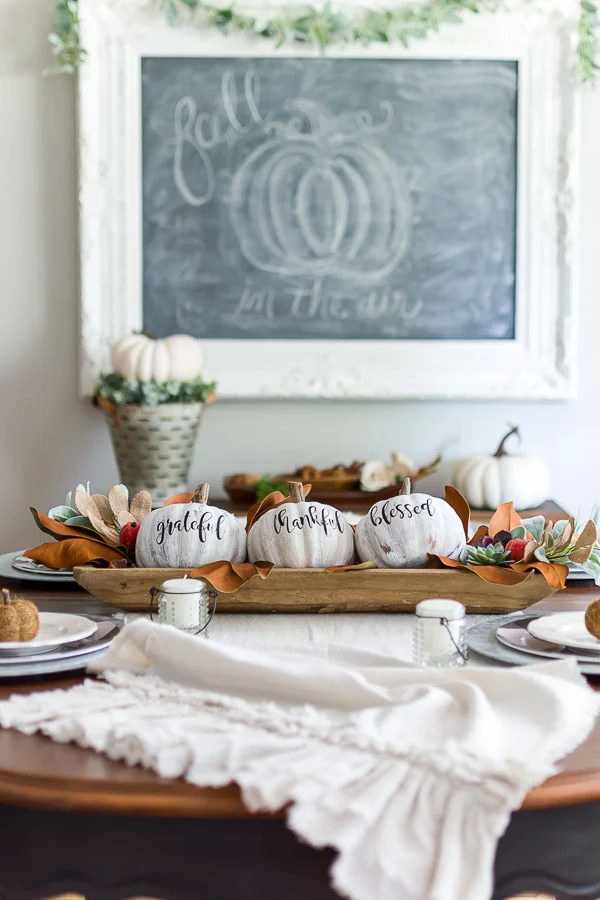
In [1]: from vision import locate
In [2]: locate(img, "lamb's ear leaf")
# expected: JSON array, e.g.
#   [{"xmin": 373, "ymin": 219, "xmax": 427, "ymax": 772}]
[{"xmin": 444, "ymin": 486, "xmax": 470, "ymax": 539}]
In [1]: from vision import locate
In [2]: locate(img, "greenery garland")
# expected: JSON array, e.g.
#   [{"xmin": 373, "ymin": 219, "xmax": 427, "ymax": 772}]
[{"xmin": 49, "ymin": 0, "xmax": 599, "ymax": 82}]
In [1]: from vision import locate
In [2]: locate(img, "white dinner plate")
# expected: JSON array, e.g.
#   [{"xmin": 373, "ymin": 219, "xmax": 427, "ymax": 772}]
[
  {"xmin": 495, "ymin": 622, "xmax": 600, "ymax": 663},
  {"xmin": 12, "ymin": 555, "xmax": 71, "ymax": 576},
  {"xmin": 0, "ymin": 613, "xmax": 97, "ymax": 656},
  {"xmin": 527, "ymin": 612, "xmax": 600, "ymax": 653}
]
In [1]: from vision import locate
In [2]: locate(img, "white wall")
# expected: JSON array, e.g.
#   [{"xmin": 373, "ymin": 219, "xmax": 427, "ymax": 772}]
[{"xmin": 1, "ymin": 0, "xmax": 599, "ymax": 553}]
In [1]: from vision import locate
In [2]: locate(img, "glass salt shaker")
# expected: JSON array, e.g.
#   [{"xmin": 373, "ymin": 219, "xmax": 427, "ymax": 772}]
[
  {"xmin": 152, "ymin": 577, "xmax": 215, "ymax": 637},
  {"xmin": 413, "ymin": 599, "xmax": 468, "ymax": 667}
]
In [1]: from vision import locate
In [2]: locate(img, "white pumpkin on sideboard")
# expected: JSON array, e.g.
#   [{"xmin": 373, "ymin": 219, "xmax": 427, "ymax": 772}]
[
  {"xmin": 111, "ymin": 333, "xmax": 203, "ymax": 383},
  {"xmin": 355, "ymin": 479, "xmax": 466, "ymax": 569},
  {"xmin": 136, "ymin": 484, "xmax": 246, "ymax": 568},
  {"xmin": 453, "ymin": 426, "xmax": 551, "ymax": 510},
  {"xmin": 247, "ymin": 482, "xmax": 355, "ymax": 568}
]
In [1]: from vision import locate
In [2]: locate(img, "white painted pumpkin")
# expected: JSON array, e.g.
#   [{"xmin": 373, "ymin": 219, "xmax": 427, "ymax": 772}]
[
  {"xmin": 136, "ymin": 484, "xmax": 246, "ymax": 568},
  {"xmin": 453, "ymin": 426, "xmax": 551, "ymax": 510},
  {"xmin": 355, "ymin": 479, "xmax": 466, "ymax": 569},
  {"xmin": 247, "ymin": 482, "xmax": 355, "ymax": 568},
  {"xmin": 111, "ymin": 333, "xmax": 202, "ymax": 383}
]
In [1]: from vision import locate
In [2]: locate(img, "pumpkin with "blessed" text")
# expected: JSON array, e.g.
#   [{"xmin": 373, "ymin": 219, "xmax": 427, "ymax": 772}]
[
  {"xmin": 247, "ymin": 482, "xmax": 355, "ymax": 568},
  {"xmin": 136, "ymin": 484, "xmax": 246, "ymax": 568},
  {"xmin": 355, "ymin": 479, "xmax": 466, "ymax": 569}
]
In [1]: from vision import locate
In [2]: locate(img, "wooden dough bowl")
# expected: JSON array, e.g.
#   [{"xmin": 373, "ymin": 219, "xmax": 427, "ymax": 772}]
[{"xmin": 73, "ymin": 566, "xmax": 556, "ymax": 614}]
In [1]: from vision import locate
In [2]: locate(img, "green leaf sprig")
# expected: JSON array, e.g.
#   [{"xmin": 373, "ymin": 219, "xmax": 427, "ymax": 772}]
[
  {"xmin": 95, "ymin": 372, "xmax": 216, "ymax": 407},
  {"xmin": 47, "ymin": 0, "xmax": 599, "ymax": 83}
]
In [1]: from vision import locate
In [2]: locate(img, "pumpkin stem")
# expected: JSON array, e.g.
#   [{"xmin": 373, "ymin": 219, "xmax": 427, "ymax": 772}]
[
  {"xmin": 1, "ymin": 589, "xmax": 9, "ymax": 606},
  {"xmin": 399, "ymin": 477, "xmax": 412, "ymax": 496},
  {"xmin": 288, "ymin": 481, "xmax": 306, "ymax": 503},
  {"xmin": 191, "ymin": 483, "xmax": 210, "ymax": 504},
  {"xmin": 494, "ymin": 424, "xmax": 521, "ymax": 458},
  {"xmin": 139, "ymin": 329, "xmax": 157, "ymax": 340}
]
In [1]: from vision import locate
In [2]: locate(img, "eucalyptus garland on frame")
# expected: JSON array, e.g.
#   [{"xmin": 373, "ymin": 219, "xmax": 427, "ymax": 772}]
[{"xmin": 49, "ymin": 0, "xmax": 600, "ymax": 82}]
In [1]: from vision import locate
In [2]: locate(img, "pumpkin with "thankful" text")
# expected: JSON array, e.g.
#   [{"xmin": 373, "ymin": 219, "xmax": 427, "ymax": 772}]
[{"xmin": 248, "ymin": 482, "xmax": 355, "ymax": 568}]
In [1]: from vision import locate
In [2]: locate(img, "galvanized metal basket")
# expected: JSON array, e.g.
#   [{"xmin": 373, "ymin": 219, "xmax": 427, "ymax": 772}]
[{"xmin": 107, "ymin": 402, "xmax": 204, "ymax": 504}]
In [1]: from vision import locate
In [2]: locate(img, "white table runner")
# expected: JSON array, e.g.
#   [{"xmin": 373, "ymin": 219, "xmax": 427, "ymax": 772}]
[{"xmin": 0, "ymin": 617, "xmax": 598, "ymax": 900}]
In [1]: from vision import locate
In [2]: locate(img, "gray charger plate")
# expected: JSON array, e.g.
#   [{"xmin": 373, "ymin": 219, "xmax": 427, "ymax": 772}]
[
  {"xmin": 467, "ymin": 613, "xmax": 600, "ymax": 675},
  {"xmin": 0, "ymin": 618, "xmax": 122, "ymax": 679},
  {"xmin": 0, "ymin": 550, "xmax": 74, "ymax": 584}
]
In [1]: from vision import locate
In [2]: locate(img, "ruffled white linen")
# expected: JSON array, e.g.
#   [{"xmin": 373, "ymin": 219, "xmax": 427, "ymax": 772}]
[{"xmin": 0, "ymin": 617, "xmax": 598, "ymax": 900}]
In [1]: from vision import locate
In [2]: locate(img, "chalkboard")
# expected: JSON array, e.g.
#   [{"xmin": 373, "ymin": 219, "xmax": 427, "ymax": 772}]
[{"xmin": 141, "ymin": 57, "xmax": 517, "ymax": 341}]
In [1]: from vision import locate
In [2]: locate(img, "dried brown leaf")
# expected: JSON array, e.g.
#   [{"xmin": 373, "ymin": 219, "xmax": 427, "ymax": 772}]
[
  {"xmin": 512, "ymin": 561, "xmax": 568, "ymax": 591},
  {"xmin": 74, "ymin": 490, "xmax": 102, "ymax": 521},
  {"xmin": 444, "ymin": 485, "xmax": 470, "ymax": 539},
  {"xmin": 570, "ymin": 546, "xmax": 594, "ymax": 564},
  {"xmin": 30, "ymin": 508, "xmax": 113, "ymax": 545},
  {"xmin": 130, "ymin": 490, "xmax": 152, "ymax": 522},
  {"xmin": 24, "ymin": 538, "xmax": 126, "ymax": 568},
  {"xmin": 108, "ymin": 484, "xmax": 129, "ymax": 517},
  {"xmin": 92, "ymin": 494, "xmax": 114, "ymax": 524},
  {"xmin": 189, "ymin": 561, "xmax": 274, "ymax": 593},
  {"xmin": 554, "ymin": 519, "xmax": 575, "ymax": 552},
  {"xmin": 488, "ymin": 502, "xmax": 522, "ymax": 537},
  {"xmin": 575, "ymin": 519, "xmax": 598, "ymax": 551},
  {"xmin": 117, "ymin": 510, "xmax": 136, "ymax": 527}
]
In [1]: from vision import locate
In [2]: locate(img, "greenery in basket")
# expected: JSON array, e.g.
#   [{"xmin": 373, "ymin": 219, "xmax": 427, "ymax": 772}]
[
  {"xmin": 95, "ymin": 372, "xmax": 216, "ymax": 408},
  {"xmin": 48, "ymin": 0, "xmax": 600, "ymax": 84},
  {"xmin": 255, "ymin": 477, "xmax": 290, "ymax": 502}
]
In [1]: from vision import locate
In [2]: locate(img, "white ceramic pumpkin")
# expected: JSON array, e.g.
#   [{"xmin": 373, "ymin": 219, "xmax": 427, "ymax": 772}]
[
  {"xmin": 111, "ymin": 333, "xmax": 202, "ymax": 383},
  {"xmin": 247, "ymin": 482, "xmax": 355, "ymax": 568},
  {"xmin": 136, "ymin": 484, "xmax": 246, "ymax": 568},
  {"xmin": 453, "ymin": 426, "xmax": 551, "ymax": 510},
  {"xmin": 355, "ymin": 479, "xmax": 466, "ymax": 569}
]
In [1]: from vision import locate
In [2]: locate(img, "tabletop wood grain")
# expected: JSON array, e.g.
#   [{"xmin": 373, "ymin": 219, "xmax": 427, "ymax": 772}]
[{"xmin": 0, "ymin": 576, "xmax": 597, "ymax": 818}]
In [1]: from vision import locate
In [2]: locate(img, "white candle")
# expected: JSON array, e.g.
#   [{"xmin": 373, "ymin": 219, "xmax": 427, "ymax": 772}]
[
  {"xmin": 158, "ymin": 577, "xmax": 205, "ymax": 631},
  {"xmin": 414, "ymin": 599, "xmax": 466, "ymax": 666}
]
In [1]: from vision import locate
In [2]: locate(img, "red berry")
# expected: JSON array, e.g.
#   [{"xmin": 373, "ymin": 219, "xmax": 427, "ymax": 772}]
[
  {"xmin": 120, "ymin": 521, "xmax": 141, "ymax": 551},
  {"xmin": 506, "ymin": 538, "xmax": 527, "ymax": 562}
]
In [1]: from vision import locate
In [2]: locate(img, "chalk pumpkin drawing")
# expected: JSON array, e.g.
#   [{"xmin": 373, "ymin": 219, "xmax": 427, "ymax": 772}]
[
  {"xmin": 355, "ymin": 479, "xmax": 466, "ymax": 569},
  {"xmin": 142, "ymin": 57, "xmax": 518, "ymax": 340}
]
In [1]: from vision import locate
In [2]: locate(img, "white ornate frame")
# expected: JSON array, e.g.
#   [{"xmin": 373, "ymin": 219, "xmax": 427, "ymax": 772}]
[{"xmin": 79, "ymin": 0, "xmax": 580, "ymax": 399}]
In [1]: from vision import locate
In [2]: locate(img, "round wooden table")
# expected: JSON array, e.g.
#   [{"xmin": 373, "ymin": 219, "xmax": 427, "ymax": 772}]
[{"xmin": 0, "ymin": 582, "xmax": 599, "ymax": 900}]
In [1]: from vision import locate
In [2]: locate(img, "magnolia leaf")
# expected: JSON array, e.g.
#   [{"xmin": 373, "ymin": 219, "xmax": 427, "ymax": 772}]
[
  {"xmin": 444, "ymin": 485, "xmax": 470, "ymax": 539},
  {"xmin": 246, "ymin": 485, "xmax": 312, "ymax": 533},
  {"xmin": 512, "ymin": 561, "xmax": 568, "ymax": 591},
  {"xmin": 24, "ymin": 538, "xmax": 126, "ymax": 569},
  {"xmin": 30, "ymin": 508, "xmax": 112, "ymax": 545},
  {"xmin": 468, "ymin": 525, "xmax": 488, "ymax": 546},
  {"xmin": 130, "ymin": 490, "xmax": 152, "ymax": 522},
  {"xmin": 189, "ymin": 560, "xmax": 274, "ymax": 594},
  {"xmin": 487, "ymin": 502, "xmax": 522, "ymax": 537},
  {"xmin": 163, "ymin": 492, "xmax": 194, "ymax": 507}
]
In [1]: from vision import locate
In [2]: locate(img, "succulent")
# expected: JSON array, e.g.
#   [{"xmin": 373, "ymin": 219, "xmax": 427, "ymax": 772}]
[{"xmin": 463, "ymin": 541, "xmax": 512, "ymax": 567}]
